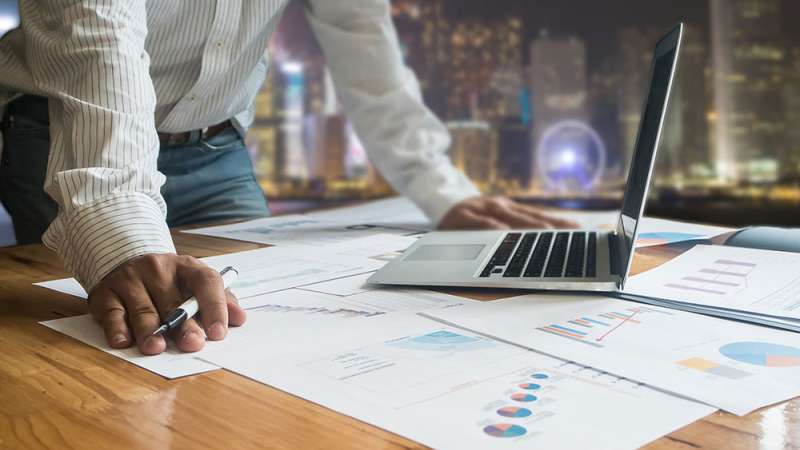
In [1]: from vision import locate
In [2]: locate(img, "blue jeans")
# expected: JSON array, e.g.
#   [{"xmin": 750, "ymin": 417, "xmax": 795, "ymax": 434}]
[{"xmin": 0, "ymin": 95, "xmax": 270, "ymax": 245}]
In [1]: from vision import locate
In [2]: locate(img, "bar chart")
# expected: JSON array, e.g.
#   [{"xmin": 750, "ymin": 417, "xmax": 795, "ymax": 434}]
[
  {"xmin": 536, "ymin": 306, "xmax": 673, "ymax": 347},
  {"xmin": 662, "ymin": 258, "xmax": 756, "ymax": 296}
]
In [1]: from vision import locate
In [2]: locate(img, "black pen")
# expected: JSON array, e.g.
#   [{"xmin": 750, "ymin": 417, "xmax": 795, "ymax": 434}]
[{"xmin": 152, "ymin": 266, "xmax": 239, "ymax": 336}]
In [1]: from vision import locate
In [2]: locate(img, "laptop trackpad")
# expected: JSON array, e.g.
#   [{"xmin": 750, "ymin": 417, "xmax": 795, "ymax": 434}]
[{"xmin": 405, "ymin": 244, "xmax": 485, "ymax": 261}]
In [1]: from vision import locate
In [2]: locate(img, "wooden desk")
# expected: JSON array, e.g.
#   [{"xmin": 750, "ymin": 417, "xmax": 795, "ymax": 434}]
[{"xmin": 1, "ymin": 229, "xmax": 798, "ymax": 449}]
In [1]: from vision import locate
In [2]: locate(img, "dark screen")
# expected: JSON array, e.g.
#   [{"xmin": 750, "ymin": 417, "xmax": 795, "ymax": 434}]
[{"xmin": 620, "ymin": 49, "xmax": 677, "ymax": 245}]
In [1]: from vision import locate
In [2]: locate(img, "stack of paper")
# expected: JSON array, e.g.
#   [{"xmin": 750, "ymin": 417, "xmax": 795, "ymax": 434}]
[
  {"xmin": 201, "ymin": 311, "xmax": 716, "ymax": 450},
  {"xmin": 427, "ymin": 293, "xmax": 800, "ymax": 415},
  {"xmin": 621, "ymin": 244, "xmax": 800, "ymax": 332}
]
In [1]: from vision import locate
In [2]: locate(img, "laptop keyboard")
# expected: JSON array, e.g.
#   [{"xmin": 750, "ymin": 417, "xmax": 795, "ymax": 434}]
[{"xmin": 480, "ymin": 231, "xmax": 598, "ymax": 279}]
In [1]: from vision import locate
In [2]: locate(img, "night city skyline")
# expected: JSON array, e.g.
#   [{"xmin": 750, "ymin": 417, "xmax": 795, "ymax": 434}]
[{"xmin": 2, "ymin": 0, "xmax": 800, "ymax": 221}]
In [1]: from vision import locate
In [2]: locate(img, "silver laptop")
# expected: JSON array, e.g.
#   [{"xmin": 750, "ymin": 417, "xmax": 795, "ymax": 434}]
[{"xmin": 369, "ymin": 24, "xmax": 683, "ymax": 293}]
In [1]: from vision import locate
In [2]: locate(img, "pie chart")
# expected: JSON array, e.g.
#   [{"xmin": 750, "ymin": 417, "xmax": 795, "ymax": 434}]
[
  {"xmin": 720, "ymin": 342, "xmax": 800, "ymax": 367},
  {"xmin": 511, "ymin": 392, "xmax": 538, "ymax": 402},
  {"xmin": 497, "ymin": 406, "xmax": 532, "ymax": 418},
  {"xmin": 531, "ymin": 373, "xmax": 549, "ymax": 379},
  {"xmin": 518, "ymin": 382, "xmax": 541, "ymax": 390},
  {"xmin": 484, "ymin": 424, "xmax": 527, "ymax": 438}
]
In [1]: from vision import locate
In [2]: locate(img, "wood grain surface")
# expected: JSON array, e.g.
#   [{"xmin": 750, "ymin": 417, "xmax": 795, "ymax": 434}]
[{"xmin": 1, "ymin": 226, "xmax": 798, "ymax": 450}]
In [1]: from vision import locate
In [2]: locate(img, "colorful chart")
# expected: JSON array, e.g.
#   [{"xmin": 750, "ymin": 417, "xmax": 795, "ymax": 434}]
[
  {"xmin": 389, "ymin": 330, "xmax": 495, "ymax": 352},
  {"xmin": 511, "ymin": 392, "xmax": 538, "ymax": 402},
  {"xmin": 530, "ymin": 373, "xmax": 549, "ymax": 379},
  {"xmin": 497, "ymin": 406, "xmax": 532, "ymax": 418},
  {"xmin": 518, "ymin": 383, "xmax": 541, "ymax": 390},
  {"xmin": 636, "ymin": 232, "xmax": 705, "ymax": 247},
  {"xmin": 677, "ymin": 357, "xmax": 752, "ymax": 379},
  {"xmin": 484, "ymin": 424, "xmax": 528, "ymax": 438},
  {"xmin": 720, "ymin": 342, "xmax": 800, "ymax": 367}
]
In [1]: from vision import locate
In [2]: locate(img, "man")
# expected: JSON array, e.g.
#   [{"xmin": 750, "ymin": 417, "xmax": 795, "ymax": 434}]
[{"xmin": 0, "ymin": 1, "xmax": 573, "ymax": 355}]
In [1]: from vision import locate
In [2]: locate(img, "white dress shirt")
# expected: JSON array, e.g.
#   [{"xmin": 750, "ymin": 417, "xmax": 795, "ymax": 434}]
[{"xmin": 0, "ymin": 0, "xmax": 478, "ymax": 290}]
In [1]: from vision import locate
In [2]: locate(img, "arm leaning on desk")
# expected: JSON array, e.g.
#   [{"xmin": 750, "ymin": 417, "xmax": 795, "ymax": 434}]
[{"xmin": 0, "ymin": 227, "xmax": 793, "ymax": 450}]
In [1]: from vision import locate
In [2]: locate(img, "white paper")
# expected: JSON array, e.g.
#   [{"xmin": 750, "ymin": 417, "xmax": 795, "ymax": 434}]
[
  {"xmin": 239, "ymin": 287, "xmax": 472, "ymax": 316},
  {"xmin": 39, "ymin": 284, "xmax": 470, "ymax": 378},
  {"xmin": 626, "ymin": 245, "xmax": 800, "ymax": 319},
  {"xmin": 35, "ymin": 277, "xmax": 87, "ymax": 299},
  {"xmin": 41, "ymin": 314, "xmax": 220, "ymax": 378},
  {"xmin": 298, "ymin": 272, "xmax": 375, "ymax": 296},
  {"xmin": 36, "ymin": 235, "xmax": 412, "ymax": 301},
  {"xmin": 428, "ymin": 294, "xmax": 800, "ymax": 415},
  {"xmin": 305, "ymin": 196, "xmax": 430, "ymax": 230},
  {"xmin": 204, "ymin": 312, "xmax": 715, "ymax": 450},
  {"xmin": 183, "ymin": 214, "xmax": 423, "ymax": 248}
]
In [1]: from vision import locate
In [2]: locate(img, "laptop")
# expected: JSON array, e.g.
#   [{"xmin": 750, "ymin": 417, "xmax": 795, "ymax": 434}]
[{"xmin": 369, "ymin": 23, "xmax": 683, "ymax": 293}]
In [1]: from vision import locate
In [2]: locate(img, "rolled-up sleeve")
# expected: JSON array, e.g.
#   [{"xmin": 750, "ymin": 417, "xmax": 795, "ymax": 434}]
[
  {"xmin": 305, "ymin": 0, "xmax": 480, "ymax": 225},
  {"xmin": 19, "ymin": 0, "xmax": 174, "ymax": 290}
]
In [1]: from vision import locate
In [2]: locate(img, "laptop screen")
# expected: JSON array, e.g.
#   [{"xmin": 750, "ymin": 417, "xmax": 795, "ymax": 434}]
[{"xmin": 617, "ymin": 26, "xmax": 681, "ymax": 283}]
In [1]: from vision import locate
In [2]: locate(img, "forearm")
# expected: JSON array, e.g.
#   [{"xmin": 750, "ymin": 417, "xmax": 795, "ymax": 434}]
[
  {"xmin": 305, "ymin": 0, "xmax": 479, "ymax": 224},
  {"xmin": 22, "ymin": 0, "xmax": 173, "ymax": 289}
]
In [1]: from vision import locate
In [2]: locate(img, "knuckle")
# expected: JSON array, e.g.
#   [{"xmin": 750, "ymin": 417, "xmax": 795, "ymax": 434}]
[
  {"xmin": 130, "ymin": 304, "xmax": 159, "ymax": 321},
  {"xmin": 179, "ymin": 255, "xmax": 200, "ymax": 267},
  {"xmin": 196, "ymin": 267, "xmax": 221, "ymax": 285}
]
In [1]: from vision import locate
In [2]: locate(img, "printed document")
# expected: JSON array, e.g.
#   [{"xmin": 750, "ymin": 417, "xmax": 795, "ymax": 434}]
[{"xmin": 428, "ymin": 294, "xmax": 800, "ymax": 415}]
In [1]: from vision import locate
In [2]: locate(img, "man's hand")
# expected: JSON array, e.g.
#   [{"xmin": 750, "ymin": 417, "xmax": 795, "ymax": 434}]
[
  {"xmin": 439, "ymin": 196, "xmax": 578, "ymax": 230},
  {"xmin": 88, "ymin": 254, "xmax": 246, "ymax": 355}
]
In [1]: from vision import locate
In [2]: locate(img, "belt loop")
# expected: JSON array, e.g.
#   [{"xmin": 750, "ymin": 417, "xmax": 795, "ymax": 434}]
[{"xmin": 188, "ymin": 129, "xmax": 201, "ymax": 144}]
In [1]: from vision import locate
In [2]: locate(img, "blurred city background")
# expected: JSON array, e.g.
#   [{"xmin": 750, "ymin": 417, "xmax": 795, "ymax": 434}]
[{"xmin": 1, "ymin": 0, "xmax": 799, "ymax": 247}]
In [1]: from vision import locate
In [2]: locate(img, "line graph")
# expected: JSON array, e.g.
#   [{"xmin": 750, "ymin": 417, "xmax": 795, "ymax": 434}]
[{"xmin": 536, "ymin": 306, "xmax": 673, "ymax": 347}]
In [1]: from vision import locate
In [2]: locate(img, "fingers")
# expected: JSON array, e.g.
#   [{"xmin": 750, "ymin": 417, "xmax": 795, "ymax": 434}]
[
  {"xmin": 178, "ymin": 259, "xmax": 229, "ymax": 341},
  {"xmin": 89, "ymin": 288, "xmax": 132, "ymax": 349},
  {"xmin": 169, "ymin": 318, "xmax": 206, "ymax": 353},
  {"xmin": 113, "ymin": 277, "xmax": 166, "ymax": 355},
  {"xmin": 485, "ymin": 198, "xmax": 553, "ymax": 229},
  {"xmin": 511, "ymin": 203, "xmax": 579, "ymax": 229},
  {"xmin": 457, "ymin": 207, "xmax": 510, "ymax": 230},
  {"xmin": 227, "ymin": 291, "xmax": 247, "ymax": 327}
]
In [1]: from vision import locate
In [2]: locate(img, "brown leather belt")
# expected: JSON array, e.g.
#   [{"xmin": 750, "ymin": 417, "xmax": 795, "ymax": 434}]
[{"xmin": 157, "ymin": 120, "xmax": 233, "ymax": 146}]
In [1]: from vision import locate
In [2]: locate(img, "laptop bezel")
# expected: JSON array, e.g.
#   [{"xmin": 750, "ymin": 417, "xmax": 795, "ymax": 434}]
[{"xmin": 614, "ymin": 23, "xmax": 684, "ymax": 289}]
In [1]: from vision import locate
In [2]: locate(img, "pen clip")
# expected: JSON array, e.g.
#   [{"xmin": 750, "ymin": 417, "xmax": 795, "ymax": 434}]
[{"xmin": 219, "ymin": 266, "xmax": 238, "ymax": 277}]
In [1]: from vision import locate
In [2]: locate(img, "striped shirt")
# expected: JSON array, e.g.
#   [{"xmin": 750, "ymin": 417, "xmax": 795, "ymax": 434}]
[{"xmin": 0, "ymin": 0, "xmax": 478, "ymax": 290}]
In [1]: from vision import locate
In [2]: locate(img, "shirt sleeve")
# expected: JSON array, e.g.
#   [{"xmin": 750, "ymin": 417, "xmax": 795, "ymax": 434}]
[
  {"xmin": 304, "ymin": 0, "xmax": 480, "ymax": 225},
  {"xmin": 21, "ymin": 0, "xmax": 174, "ymax": 290}
]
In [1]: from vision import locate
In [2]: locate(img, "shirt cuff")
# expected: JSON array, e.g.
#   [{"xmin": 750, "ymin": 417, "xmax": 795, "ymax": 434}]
[
  {"xmin": 404, "ymin": 165, "xmax": 481, "ymax": 226},
  {"xmin": 42, "ymin": 193, "xmax": 176, "ymax": 292}
]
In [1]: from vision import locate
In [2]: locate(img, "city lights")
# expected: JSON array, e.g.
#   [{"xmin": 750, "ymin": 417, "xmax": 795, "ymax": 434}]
[
  {"xmin": 248, "ymin": 0, "xmax": 799, "ymax": 206},
  {"xmin": 537, "ymin": 121, "xmax": 606, "ymax": 194}
]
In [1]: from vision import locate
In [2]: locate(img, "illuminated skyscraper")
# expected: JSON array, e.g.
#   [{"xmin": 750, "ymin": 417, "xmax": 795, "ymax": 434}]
[
  {"xmin": 711, "ymin": 0, "xmax": 786, "ymax": 183},
  {"xmin": 392, "ymin": 0, "xmax": 450, "ymax": 116},
  {"xmin": 618, "ymin": 26, "xmax": 663, "ymax": 173},
  {"xmin": 657, "ymin": 25, "xmax": 712, "ymax": 183},
  {"xmin": 447, "ymin": 121, "xmax": 497, "ymax": 192},
  {"xmin": 446, "ymin": 16, "xmax": 524, "ymax": 120},
  {"xmin": 783, "ymin": 47, "xmax": 800, "ymax": 181},
  {"xmin": 529, "ymin": 34, "xmax": 589, "ymax": 145}
]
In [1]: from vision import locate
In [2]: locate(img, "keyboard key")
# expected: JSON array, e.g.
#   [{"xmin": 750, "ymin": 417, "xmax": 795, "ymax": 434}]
[
  {"xmin": 480, "ymin": 233, "xmax": 522, "ymax": 277},
  {"xmin": 504, "ymin": 233, "xmax": 537, "ymax": 277},
  {"xmin": 565, "ymin": 232, "xmax": 586, "ymax": 277},
  {"xmin": 586, "ymin": 232, "xmax": 597, "ymax": 277},
  {"xmin": 544, "ymin": 232, "xmax": 570, "ymax": 277},
  {"xmin": 524, "ymin": 232, "xmax": 553, "ymax": 277},
  {"xmin": 608, "ymin": 233, "xmax": 621, "ymax": 275}
]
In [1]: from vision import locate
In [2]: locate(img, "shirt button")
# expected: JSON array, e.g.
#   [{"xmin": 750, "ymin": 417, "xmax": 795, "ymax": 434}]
[
  {"xmin": 216, "ymin": 41, "xmax": 224, "ymax": 48},
  {"xmin": 188, "ymin": 94, "xmax": 197, "ymax": 102}
]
